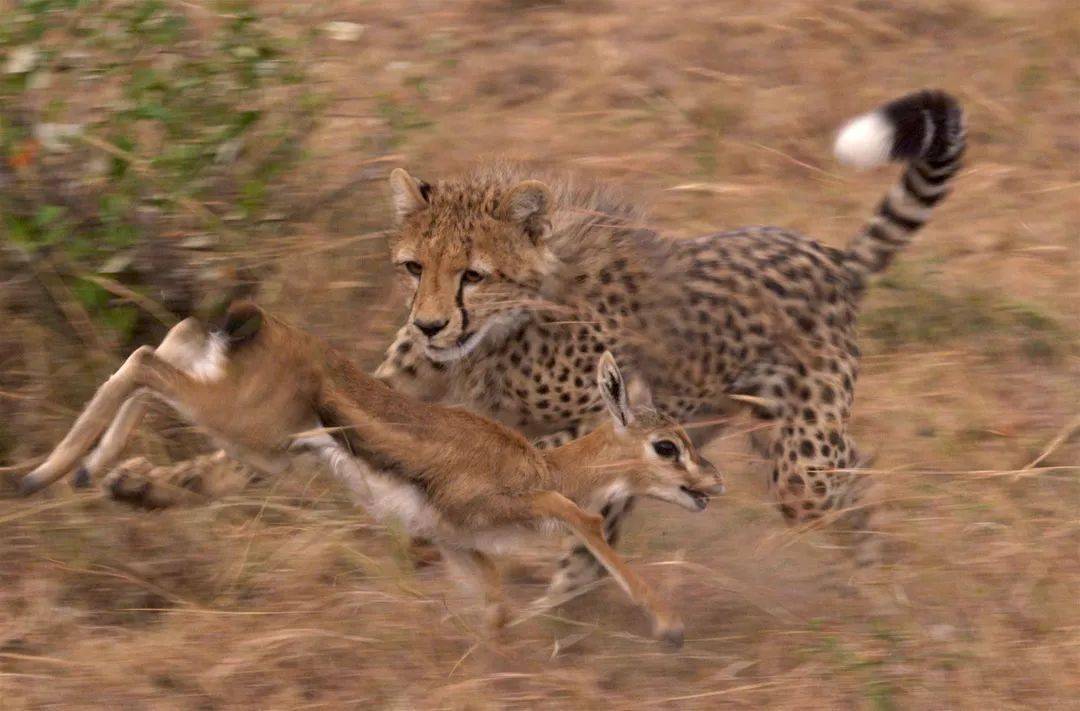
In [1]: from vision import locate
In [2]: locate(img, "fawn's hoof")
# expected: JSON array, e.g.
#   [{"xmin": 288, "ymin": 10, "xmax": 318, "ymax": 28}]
[
  {"xmin": 71, "ymin": 466, "xmax": 92, "ymax": 489},
  {"xmin": 485, "ymin": 603, "xmax": 511, "ymax": 633},
  {"xmin": 18, "ymin": 471, "xmax": 48, "ymax": 497},
  {"xmin": 655, "ymin": 618, "xmax": 685, "ymax": 649}
]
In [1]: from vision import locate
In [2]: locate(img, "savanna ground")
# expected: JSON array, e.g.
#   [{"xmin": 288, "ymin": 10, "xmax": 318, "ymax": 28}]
[{"xmin": 1, "ymin": 0, "xmax": 1078, "ymax": 708}]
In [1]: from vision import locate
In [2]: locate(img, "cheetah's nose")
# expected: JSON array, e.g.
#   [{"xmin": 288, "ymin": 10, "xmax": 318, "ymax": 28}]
[{"xmin": 414, "ymin": 319, "xmax": 449, "ymax": 338}]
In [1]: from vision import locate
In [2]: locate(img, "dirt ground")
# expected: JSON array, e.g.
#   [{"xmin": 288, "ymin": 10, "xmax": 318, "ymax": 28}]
[{"xmin": 2, "ymin": 0, "xmax": 1078, "ymax": 708}]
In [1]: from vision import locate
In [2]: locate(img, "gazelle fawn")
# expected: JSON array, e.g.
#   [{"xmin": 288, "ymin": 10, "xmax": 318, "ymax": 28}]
[{"xmin": 21, "ymin": 302, "xmax": 724, "ymax": 645}]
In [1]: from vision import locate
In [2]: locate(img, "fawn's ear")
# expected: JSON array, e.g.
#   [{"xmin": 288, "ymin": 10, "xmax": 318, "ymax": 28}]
[
  {"xmin": 495, "ymin": 179, "xmax": 552, "ymax": 243},
  {"xmin": 597, "ymin": 351, "xmax": 633, "ymax": 429},
  {"xmin": 389, "ymin": 168, "xmax": 431, "ymax": 222}
]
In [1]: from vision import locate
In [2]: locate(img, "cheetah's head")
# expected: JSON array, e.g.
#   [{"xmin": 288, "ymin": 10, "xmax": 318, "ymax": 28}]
[{"xmin": 387, "ymin": 167, "xmax": 558, "ymax": 362}]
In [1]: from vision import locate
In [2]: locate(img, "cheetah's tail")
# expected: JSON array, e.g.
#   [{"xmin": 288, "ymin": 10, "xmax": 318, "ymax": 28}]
[{"xmin": 834, "ymin": 90, "xmax": 965, "ymax": 279}]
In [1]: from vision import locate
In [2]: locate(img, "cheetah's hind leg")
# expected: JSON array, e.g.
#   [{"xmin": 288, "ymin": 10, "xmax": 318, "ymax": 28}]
[{"xmin": 734, "ymin": 359, "xmax": 885, "ymax": 568}]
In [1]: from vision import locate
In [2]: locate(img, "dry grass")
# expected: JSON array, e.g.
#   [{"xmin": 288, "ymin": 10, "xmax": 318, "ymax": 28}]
[{"xmin": 2, "ymin": 0, "xmax": 1079, "ymax": 708}]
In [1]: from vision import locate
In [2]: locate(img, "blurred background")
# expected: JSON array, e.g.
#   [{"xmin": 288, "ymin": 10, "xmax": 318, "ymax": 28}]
[{"xmin": 1, "ymin": 1, "xmax": 1077, "ymax": 707}]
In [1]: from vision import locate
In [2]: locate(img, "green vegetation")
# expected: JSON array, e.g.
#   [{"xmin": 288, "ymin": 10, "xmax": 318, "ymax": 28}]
[{"xmin": 2, "ymin": 0, "xmax": 312, "ymax": 340}]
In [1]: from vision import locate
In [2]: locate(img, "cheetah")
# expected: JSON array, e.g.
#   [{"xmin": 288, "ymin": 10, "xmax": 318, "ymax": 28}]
[{"xmin": 374, "ymin": 90, "xmax": 965, "ymax": 595}]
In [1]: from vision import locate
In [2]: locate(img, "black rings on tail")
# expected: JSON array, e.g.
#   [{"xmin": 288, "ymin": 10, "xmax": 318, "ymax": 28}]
[{"xmin": 834, "ymin": 90, "xmax": 965, "ymax": 279}]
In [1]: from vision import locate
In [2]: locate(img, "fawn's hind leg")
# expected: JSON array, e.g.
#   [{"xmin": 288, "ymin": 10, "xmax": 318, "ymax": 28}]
[
  {"xmin": 23, "ymin": 317, "xmax": 205, "ymax": 493},
  {"xmin": 74, "ymin": 318, "xmax": 232, "ymax": 489},
  {"xmin": 530, "ymin": 491, "xmax": 684, "ymax": 647},
  {"xmin": 21, "ymin": 345, "xmax": 160, "ymax": 495},
  {"xmin": 23, "ymin": 319, "xmax": 241, "ymax": 495},
  {"xmin": 73, "ymin": 392, "xmax": 151, "ymax": 488}
]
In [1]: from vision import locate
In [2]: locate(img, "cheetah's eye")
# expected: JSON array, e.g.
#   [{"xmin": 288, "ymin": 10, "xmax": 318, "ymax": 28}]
[
  {"xmin": 402, "ymin": 261, "xmax": 423, "ymax": 277},
  {"xmin": 652, "ymin": 440, "xmax": 679, "ymax": 459},
  {"xmin": 462, "ymin": 269, "xmax": 485, "ymax": 284}
]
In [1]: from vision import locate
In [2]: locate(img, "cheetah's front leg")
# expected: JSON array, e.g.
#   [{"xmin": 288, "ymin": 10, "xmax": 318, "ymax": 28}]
[
  {"xmin": 372, "ymin": 324, "xmax": 450, "ymax": 402},
  {"xmin": 530, "ymin": 426, "xmax": 581, "ymax": 451}
]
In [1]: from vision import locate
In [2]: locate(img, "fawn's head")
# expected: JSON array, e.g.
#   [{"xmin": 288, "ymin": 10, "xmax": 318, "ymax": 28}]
[{"xmin": 594, "ymin": 353, "xmax": 725, "ymax": 512}]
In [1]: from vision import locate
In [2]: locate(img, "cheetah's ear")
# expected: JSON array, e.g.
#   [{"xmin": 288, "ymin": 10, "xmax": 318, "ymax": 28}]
[
  {"xmin": 389, "ymin": 168, "xmax": 431, "ymax": 223},
  {"xmin": 496, "ymin": 180, "xmax": 552, "ymax": 242},
  {"xmin": 597, "ymin": 351, "xmax": 633, "ymax": 429},
  {"xmin": 626, "ymin": 374, "xmax": 654, "ymax": 411}
]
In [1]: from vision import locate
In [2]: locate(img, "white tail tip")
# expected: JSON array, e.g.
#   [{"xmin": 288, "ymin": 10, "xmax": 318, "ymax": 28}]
[{"xmin": 834, "ymin": 111, "xmax": 894, "ymax": 170}]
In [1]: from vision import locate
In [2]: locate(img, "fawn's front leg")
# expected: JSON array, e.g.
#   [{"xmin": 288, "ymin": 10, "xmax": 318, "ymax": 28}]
[
  {"xmin": 103, "ymin": 450, "xmax": 257, "ymax": 509},
  {"xmin": 530, "ymin": 491, "xmax": 684, "ymax": 648}
]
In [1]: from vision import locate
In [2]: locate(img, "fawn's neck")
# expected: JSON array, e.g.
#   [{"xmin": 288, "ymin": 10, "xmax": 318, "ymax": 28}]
[{"xmin": 543, "ymin": 422, "xmax": 635, "ymax": 505}]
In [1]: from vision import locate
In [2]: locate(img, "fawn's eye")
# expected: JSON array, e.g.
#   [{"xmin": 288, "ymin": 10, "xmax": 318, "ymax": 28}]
[
  {"xmin": 462, "ymin": 269, "xmax": 485, "ymax": 284},
  {"xmin": 402, "ymin": 261, "xmax": 423, "ymax": 277},
  {"xmin": 652, "ymin": 440, "xmax": 679, "ymax": 459}
]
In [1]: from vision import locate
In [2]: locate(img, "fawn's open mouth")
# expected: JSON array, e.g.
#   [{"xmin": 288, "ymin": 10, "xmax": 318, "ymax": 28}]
[{"xmin": 680, "ymin": 486, "xmax": 709, "ymax": 511}]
